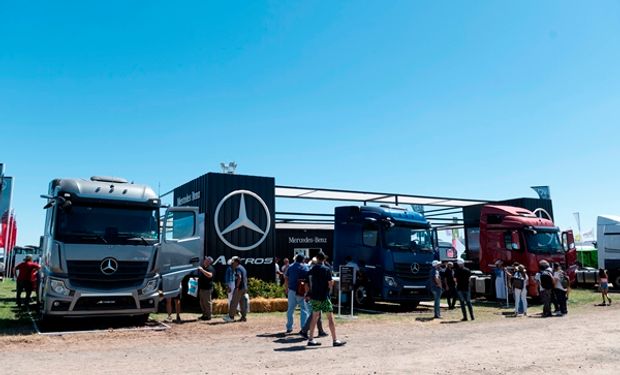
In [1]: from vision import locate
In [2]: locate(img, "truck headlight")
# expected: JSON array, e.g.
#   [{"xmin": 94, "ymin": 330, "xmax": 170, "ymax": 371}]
[
  {"xmin": 142, "ymin": 279, "xmax": 159, "ymax": 295},
  {"xmin": 50, "ymin": 279, "xmax": 71, "ymax": 296},
  {"xmin": 384, "ymin": 276, "xmax": 398, "ymax": 288}
]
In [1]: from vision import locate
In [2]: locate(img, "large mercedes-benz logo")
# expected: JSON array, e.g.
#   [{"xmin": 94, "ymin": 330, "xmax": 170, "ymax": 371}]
[
  {"xmin": 100, "ymin": 257, "xmax": 118, "ymax": 275},
  {"xmin": 410, "ymin": 263, "xmax": 421, "ymax": 274},
  {"xmin": 214, "ymin": 190, "xmax": 271, "ymax": 251}
]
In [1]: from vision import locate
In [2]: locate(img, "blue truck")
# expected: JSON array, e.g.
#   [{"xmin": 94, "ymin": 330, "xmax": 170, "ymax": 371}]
[{"xmin": 333, "ymin": 205, "xmax": 434, "ymax": 308}]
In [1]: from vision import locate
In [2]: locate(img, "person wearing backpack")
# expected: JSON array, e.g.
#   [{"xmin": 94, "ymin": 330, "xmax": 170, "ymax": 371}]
[
  {"xmin": 536, "ymin": 260, "xmax": 554, "ymax": 318},
  {"xmin": 552, "ymin": 263, "xmax": 568, "ymax": 316},
  {"xmin": 509, "ymin": 264, "xmax": 528, "ymax": 316}
]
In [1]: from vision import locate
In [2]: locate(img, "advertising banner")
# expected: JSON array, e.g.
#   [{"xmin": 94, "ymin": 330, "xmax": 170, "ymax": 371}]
[
  {"xmin": 174, "ymin": 173, "xmax": 276, "ymax": 282},
  {"xmin": 0, "ymin": 176, "xmax": 15, "ymax": 251}
]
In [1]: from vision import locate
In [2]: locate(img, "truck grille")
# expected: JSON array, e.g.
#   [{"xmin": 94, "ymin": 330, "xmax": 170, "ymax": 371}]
[
  {"xmin": 73, "ymin": 296, "xmax": 137, "ymax": 311},
  {"xmin": 66, "ymin": 260, "xmax": 149, "ymax": 290},
  {"xmin": 394, "ymin": 262, "xmax": 432, "ymax": 282}
]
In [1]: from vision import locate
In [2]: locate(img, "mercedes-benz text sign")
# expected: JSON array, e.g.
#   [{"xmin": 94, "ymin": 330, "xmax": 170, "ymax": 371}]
[{"xmin": 214, "ymin": 190, "xmax": 271, "ymax": 251}]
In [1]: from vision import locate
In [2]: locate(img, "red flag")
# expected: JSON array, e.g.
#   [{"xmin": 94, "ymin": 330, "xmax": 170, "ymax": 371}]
[{"xmin": 1, "ymin": 211, "xmax": 17, "ymax": 252}]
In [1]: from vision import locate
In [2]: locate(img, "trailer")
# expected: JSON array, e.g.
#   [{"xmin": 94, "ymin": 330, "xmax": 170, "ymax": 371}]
[{"xmin": 596, "ymin": 215, "xmax": 620, "ymax": 289}]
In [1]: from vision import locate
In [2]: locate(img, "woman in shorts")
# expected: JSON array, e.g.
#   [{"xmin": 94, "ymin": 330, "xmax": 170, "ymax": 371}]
[{"xmin": 598, "ymin": 268, "xmax": 612, "ymax": 306}]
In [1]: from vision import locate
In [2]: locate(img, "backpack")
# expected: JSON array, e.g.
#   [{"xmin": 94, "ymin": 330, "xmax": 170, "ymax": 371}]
[
  {"xmin": 540, "ymin": 270, "xmax": 554, "ymax": 290},
  {"xmin": 512, "ymin": 273, "xmax": 525, "ymax": 290},
  {"xmin": 559, "ymin": 272, "xmax": 569, "ymax": 289},
  {"xmin": 296, "ymin": 279, "xmax": 307, "ymax": 297}
]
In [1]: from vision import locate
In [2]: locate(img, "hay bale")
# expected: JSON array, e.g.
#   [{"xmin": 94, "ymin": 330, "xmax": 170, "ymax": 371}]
[{"xmin": 211, "ymin": 298, "xmax": 288, "ymax": 314}]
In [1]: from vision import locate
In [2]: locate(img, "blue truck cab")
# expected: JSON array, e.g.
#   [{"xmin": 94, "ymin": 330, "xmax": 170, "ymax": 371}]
[{"xmin": 333, "ymin": 205, "xmax": 434, "ymax": 308}]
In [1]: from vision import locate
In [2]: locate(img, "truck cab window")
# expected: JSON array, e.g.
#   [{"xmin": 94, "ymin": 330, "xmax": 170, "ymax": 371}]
[
  {"xmin": 362, "ymin": 224, "xmax": 378, "ymax": 247},
  {"xmin": 165, "ymin": 210, "xmax": 196, "ymax": 241},
  {"xmin": 55, "ymin": 204, "xmax": 159, "ymax": 245},
  {"xmin": 525, "ymin": 231, "xmax": 563, "ymax": 254},
  {"xmin": 504, "ymin": 233, "xmax": 512, "ymax": 250},
  {"xmin": 385, "ymin": 226, "xmax": 433, "ymax": 252}
]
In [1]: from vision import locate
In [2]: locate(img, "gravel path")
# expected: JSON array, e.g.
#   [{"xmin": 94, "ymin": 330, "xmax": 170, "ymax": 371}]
[{"xmin": 1, "ymin": 303, "xmax": 618, "ymax": 374}]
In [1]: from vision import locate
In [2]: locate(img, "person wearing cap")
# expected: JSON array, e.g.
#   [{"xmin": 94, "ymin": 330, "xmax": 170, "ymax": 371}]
[
  {"xmin": 224, "ymin": 256, "xmax": 248, "ymax": 322},
  {"xmin": 284, "ymin": 254, "xmax": 310, "ymax": 334},
  {"xmin": 197, "ymin": 256, "xmax": 216, "ymax": 321},
  {"xmin": 429, "ymin": 260, "xmax": 443, "ymax": 319},
  {"xmin": 509, "ymin": 264, "xmax": 528, "ymax": 316},
  {"xmin": 454, "ymin": 258, "xmax": 474, "ymax": 321},
  {"xmin": 443, "ymin": 262, "xmax": 457, "ymax": 310},
  {"xmin": 536, "ymin": 260, "xmax": 554, "ymax": 318},
  {"xmin": 14, "ymin": 255, "xmax": 41, "ymax": 309},
  {"xmin": 224, "ymin": 258, "xmax": 238, "ymax": 311}
]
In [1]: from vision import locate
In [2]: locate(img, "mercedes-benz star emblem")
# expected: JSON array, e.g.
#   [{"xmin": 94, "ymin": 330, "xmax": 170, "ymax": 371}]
[
  {"xmin": 410, "ymin": 263, "xmax": 421, "ymax": 274},
  {"xmin": 100, "ymin": 257, "xmax": 119, "ymax": 275},
  {"xmin": 214, "ymin": 189, "xmax": 271, "ymax": 251}
]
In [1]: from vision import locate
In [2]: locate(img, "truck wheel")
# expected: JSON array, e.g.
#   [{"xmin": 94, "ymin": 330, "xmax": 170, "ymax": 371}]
[
  {"xmin": 612, "ymin": 274, "xmax": 620, "ymax": 291},
  {"xmin": 400, "ymin": 301, "xmax": 419, "ymax": 311},
  {"xmin": 131, "ymin": 314, "xmax": 150, "ymax": 326},
  {"xmin": 38, "ymin": 314, "xmax": 60, "ymax": 331},
  {"xmin": 354, "ymin": 286, "xmax": 373, "ymax": 307}
]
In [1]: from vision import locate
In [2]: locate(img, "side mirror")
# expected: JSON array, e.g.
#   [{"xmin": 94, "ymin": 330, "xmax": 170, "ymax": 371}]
[{"xmin": 381, "ymin": 219, "xmax": 395, "ymax": 229}]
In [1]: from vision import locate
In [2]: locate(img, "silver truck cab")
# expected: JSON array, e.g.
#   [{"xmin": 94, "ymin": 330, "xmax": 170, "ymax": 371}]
[{"xmin": 39, "ymin": 176, "xmax": 201, "ymax": 321}]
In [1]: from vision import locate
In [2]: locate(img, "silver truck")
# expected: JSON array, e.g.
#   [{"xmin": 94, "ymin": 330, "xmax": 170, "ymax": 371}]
[{"xmin": 39, "ymin": 176, "xmax": 201, "ymax": 322}]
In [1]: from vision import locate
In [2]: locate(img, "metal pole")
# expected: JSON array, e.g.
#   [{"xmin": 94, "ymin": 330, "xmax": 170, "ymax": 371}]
[
  {"xmin": 350, "ymin": 290, "xmax": 354, "ymax": 317},
  {"xmin": 338, "ymin": 265, "xmax": 342, "ymax": 317},
  {"xmin": 505, "ymin": 270, "xmax": 509, "ymax": 308},
  {"xmin": 338, "ymin": 285, "xmax": 342, "ymax": 317}
]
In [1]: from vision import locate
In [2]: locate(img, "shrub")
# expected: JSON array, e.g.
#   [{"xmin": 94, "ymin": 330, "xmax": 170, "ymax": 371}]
[
  {"xmin": 247, "ymin": 278, "xmax": 286, "ymax": 299},
  {"xmin": 213, "ymin": 282, "xmax": 227, "ymax": 299}
]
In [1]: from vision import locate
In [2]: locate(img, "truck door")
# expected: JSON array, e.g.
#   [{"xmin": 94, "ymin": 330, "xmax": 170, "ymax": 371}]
[
  {"xmin": 158, "ymin": 207, "xmax": 202, "ymax": 298},
  {"xmin": 431, "ymin": 228, "xmax": 439, "ymax": 260},
  {"xmin": 562, "ymin": 230, "xmax": 577, "ymax": 269}
]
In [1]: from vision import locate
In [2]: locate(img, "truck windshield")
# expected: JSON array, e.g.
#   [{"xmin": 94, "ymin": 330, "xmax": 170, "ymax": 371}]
[
  {"xmin": 55, "ymin": 204, "xmax": 159, "ymax": 245},
  {"xmin": 384, "ymin": 226, "xmax": 433, "ymax": 252},
  {"xmin": 525, "ymin": 231, "xmax": 563, "ymax": 254}
]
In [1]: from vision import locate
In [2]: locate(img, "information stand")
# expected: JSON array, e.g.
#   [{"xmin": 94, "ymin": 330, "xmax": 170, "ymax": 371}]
[{"xmin": 338, "ymin": 266, "xmax": 356, "ymax": 318}]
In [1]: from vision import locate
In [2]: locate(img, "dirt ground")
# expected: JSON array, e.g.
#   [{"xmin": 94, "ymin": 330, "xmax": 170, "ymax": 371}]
[{"xmin": 1, "ymin": 303, "xmax": 619, "ymax": 375}]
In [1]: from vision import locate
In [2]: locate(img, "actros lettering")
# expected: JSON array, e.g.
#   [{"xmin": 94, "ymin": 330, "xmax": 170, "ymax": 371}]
[{"xmin": 212, "ymin": 255, "xmax": 274, "ymax": 266}]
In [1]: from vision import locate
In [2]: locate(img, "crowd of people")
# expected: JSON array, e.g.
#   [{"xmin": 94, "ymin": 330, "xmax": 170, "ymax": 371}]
[
  {"xmin": 165, "ymin": 255, "xmax": 249, "ymax": 323},
  {"xmin": 9, "ymin": 250, "xmax": 615, "ymax": 345},
  {"xmin": 283, "ymin": 252, "xmax": 346, "ymax": 347},
  {"xmin": 429, "ymin": 258, "xmax": 613, "ymax": 319},
  {"xmin": 430, "ymin": 258, "xmax": 474, "ymax": 321}
]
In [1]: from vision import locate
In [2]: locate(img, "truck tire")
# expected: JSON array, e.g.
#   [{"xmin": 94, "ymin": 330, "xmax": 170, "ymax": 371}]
[
  {"xmin": 38, "ymin": 314, "xmax": 60, "ymax": 331},
  {"xmin": 400, "ymin": 301, "xmax": 419, "ymax": 311},
  {"xmin": 131, "ymin": 314, "xmax": 150, "ymax": 326},
  {"xmin": 612, "ymin": 273, "xmax": 620, "ymax": 291},
  {"xmin": 354, "ymin": 285, "xmax": 374, "ymax": 307}
]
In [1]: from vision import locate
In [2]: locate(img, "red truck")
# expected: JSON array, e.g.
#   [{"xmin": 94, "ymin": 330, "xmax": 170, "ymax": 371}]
[{"xmin": 469, "ymin": 205, "xmax": 577, "ymax": 297}]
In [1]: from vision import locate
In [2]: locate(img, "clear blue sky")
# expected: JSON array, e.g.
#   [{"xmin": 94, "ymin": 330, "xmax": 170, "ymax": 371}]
[{"xmin": 1, "ymin": 0, "xmax": 619, "ymax": 246}]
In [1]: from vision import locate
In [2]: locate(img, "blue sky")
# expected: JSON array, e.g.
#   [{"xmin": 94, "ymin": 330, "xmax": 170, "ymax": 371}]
[{"xmin": 1, "ymin": 0, "xmax": 619, "ymax": 246}]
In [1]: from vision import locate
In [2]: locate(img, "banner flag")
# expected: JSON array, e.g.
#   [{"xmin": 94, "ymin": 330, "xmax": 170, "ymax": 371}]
[{"xmin": 531, "ymin": 186, "xmax": 551, "ymax": 199}]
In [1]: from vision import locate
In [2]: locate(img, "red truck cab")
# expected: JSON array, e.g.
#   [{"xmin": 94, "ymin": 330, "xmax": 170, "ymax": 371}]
[{"xmin": 479, "ymin": 205, "xmax": 577, "ymax": 296}]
